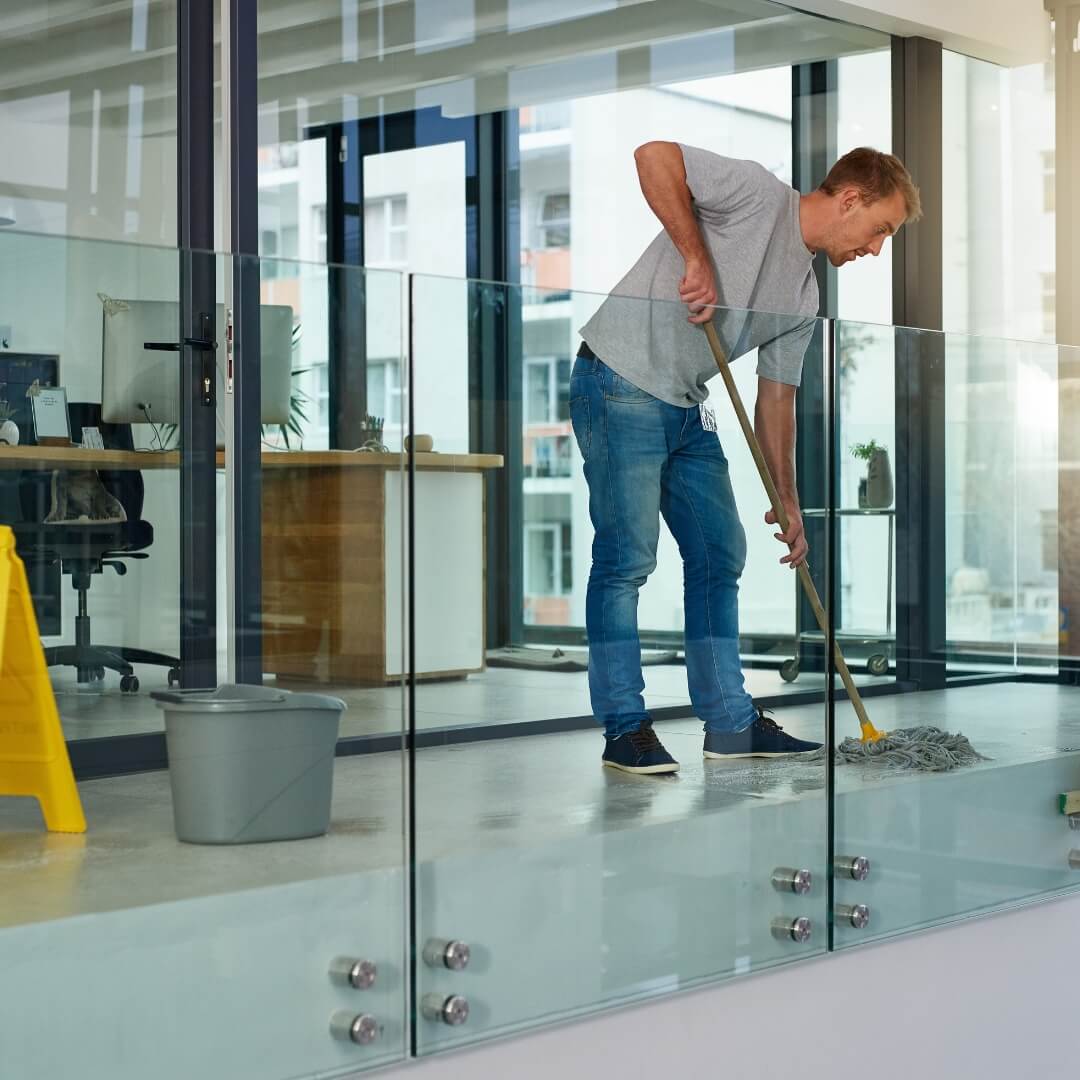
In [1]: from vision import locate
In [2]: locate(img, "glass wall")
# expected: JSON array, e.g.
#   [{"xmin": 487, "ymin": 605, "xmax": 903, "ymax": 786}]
[
  {"xmin": 942, "ymin": 49, "xmax": 1057, "ymax": 670},
  {"xmin": 252, "ymin": 0, "xmax": 891, "ymax": 661},
  {"xmin": 5, "ymin": 3, "xmax": 1080, "ymax": 1078}
]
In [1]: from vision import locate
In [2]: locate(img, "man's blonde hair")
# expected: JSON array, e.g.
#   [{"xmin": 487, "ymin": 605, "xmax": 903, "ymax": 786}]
[{"xmin": 820, "ymin": 147, "xmax": 922, "ymax": 222}]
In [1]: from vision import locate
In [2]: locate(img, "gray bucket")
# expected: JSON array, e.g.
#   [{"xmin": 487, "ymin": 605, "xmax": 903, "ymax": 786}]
[{"xmin": 151, "ymin": 684, "xmax": 346, "ymax": 845}]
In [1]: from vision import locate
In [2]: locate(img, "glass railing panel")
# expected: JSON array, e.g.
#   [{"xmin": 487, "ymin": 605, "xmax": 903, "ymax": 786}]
[
  {"xmin": 409, "ymin": 274, "xmax": 830, "ymax": 1052},
  {"xmin": 830, "ymin": 321, "xmax": 1080, "ymax": 947},
  {"xmin": 0, "ymin": 239, "xmax": 409, "ymax": 1078}
]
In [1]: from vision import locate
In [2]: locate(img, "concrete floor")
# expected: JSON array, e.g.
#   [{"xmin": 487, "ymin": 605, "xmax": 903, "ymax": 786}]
[{"xmin": 2, "ymin": 682, "xmax": 1079, "ymax": 931}]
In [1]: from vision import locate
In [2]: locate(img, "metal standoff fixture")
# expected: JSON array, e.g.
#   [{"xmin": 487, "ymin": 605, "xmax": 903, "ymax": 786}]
[
  {"xmin": 422, "ymin": 938, "xmax": 471, "ymax": 971},
  {"xmin": 834, "ymin": 855, "xmax": 871, "ymax": 881},
  {"xmin": 771, "ymin": 867, "xmax": 813, "ymax": 894},
  {"xmin": 329, "ymin": 957, "xmax": 377, "ymax": 990},
  {"xmin": 835, "ymin": 903, "xmax": 871, "ymax": 929},
  {"xmin": 421, "ymin": 994, "xmax": 470, "ymax": 1027},
  {"xmin": 329, "ymin": 1012, "xmax": 380, "ymax": 1046},
  {"xmin": 771, "ymin": 916, "xmax": 813, "ymax": 943}
]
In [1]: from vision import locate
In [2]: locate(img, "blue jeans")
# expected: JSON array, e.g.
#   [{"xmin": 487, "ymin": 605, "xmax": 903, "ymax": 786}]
[{"xmin": 569, "ymin": 354, "xmax": 758, "ymax": 739}]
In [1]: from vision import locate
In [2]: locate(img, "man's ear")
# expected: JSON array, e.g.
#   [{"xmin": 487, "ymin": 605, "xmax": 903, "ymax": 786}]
[{"xmin": 838, "ymin": 187, "xmax": 862, "ymax": 214}]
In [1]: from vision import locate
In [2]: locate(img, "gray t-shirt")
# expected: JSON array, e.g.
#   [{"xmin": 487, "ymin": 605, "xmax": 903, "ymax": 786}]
[{"xmin": 579, "ymin": 145, "xmax": 819, "ymax": 406}]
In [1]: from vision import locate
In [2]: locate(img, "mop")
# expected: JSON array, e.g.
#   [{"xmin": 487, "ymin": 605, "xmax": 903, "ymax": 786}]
[{"xmin": 702, "ymin": 321, "xmax": 984, "ymax": 771}]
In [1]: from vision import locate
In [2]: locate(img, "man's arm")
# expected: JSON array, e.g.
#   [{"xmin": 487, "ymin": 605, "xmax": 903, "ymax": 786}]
[
  {"xmin": 754, "ymin": 376, "xmax": 807, "ymax": 568},
  {"xmin": 634, "ymin": 141, "xmax": 716, "ymax": 324}
]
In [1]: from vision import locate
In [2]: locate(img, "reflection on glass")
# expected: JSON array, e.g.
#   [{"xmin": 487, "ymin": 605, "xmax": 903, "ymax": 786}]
[{"xmin": 0, "ymin": 1, "xmax": 179, "ymax": 245}]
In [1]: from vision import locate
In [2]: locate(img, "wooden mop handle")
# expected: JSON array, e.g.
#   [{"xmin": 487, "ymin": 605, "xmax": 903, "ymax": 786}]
[{"xmin": 701, "ymin": 322, "xmax": 881, "ymax": 739}]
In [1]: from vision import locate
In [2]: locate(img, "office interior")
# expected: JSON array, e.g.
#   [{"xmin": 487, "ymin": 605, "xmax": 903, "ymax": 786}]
[{"xmin": 1, "ymin": 2, "xmax": 1078, "ymax": 1077}]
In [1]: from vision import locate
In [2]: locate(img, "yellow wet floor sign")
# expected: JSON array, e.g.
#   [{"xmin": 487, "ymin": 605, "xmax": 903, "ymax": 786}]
[{"xmin": 0, "ymin": 526, "xmax": 85, "ymax": 832}]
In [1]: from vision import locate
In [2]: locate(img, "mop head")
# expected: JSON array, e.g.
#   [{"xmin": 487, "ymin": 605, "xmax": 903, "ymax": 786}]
[{"xmin": 819, "ymin": 725, "xmax": 987, "ymax": 771}]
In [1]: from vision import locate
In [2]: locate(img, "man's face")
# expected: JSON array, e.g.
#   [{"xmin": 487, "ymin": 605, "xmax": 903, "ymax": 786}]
[{"xmin": 823, "ymin": 189, "xmax": 907, "ymax": 268}]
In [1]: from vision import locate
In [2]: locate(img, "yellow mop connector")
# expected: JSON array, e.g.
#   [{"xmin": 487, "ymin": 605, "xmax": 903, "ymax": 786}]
[{"xmin": 859, "ymin": 721, "xmax": 889, "ymax": 744}]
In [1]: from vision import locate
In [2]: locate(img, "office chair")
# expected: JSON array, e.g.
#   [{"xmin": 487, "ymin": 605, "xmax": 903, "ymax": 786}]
[{"xmin": 13, "ymin": 402, "xmax": 180, "ymax": 692}]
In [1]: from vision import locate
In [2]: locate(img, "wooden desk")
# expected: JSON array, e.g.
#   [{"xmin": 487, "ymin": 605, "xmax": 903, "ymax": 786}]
[
  {"xmin": 256, "ymin": 453, "xmax": 501, "ymax": 684},
  {"xmin": 0, "ymin": 446, "xmax": 181, "ymax": 471},
  {"xmin": 0, "ymin": 446, "xmax": 503, "ymax": 684},
  {"xmin": 0, "ymin": 445, "xmax": 502, "ymax": 473}
]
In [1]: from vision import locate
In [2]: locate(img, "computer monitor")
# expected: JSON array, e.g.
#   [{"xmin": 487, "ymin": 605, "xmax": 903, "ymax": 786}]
[{"xmin": 100, "ymin": 300, "xmax": 294, "ymax": 426}]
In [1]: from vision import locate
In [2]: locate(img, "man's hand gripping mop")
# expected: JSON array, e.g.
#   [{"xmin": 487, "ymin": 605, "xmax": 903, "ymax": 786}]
[{"xmin": 702, "ymin": 321, "xmax": 983, "ymax": 771}]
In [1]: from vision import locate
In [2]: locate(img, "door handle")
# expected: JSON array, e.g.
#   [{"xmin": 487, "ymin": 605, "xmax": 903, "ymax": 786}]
[
  {"xmin": 143, "ymin": 311, "xmax": 216, "ymax": 407},
  {"xmin": 143, "ymin": 336, "xmax": 217, "ymax": 351}
]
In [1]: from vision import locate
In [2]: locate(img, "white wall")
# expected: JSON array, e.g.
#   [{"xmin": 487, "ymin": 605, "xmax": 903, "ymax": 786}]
[{"xmin": 371, "ymin": 891, "xmax": 1080, "ymax": 1080}]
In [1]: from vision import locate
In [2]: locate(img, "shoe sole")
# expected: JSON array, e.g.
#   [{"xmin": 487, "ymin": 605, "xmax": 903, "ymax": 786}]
[
  {"xmin": 603, "ymin": 759, "xmax": 681, "ymax": 775},
  {"xmin": 703, "ymin": 748, "xmax": 820, "ymax": 760}
]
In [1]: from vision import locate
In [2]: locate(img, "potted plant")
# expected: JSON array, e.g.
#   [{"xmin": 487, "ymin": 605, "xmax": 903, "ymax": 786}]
[
  {"xmin": 851, "ymin": 439, "xmax": 893, "ymax": 508},
  {"xmin": 0, "ymin": 389, "xmax": 19, "ymax": 446}
]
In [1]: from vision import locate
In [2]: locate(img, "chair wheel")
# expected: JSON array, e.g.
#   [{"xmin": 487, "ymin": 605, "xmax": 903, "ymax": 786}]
[
  {"xmin": 780, "ymin": 658, "xmax": 800, "ymax": 683},
  {"xmin": 168, "ymin": 668, "xmax": 181, "ymax": 688},
  {"xmin": 867, "ymin": 654, "xmax": 889, "ymax": 676},
  {"xmin": 94, "ymin": 666, "xmax": 106, "ymax": 681},
  {"xmin": 120, "ymin": 674, "xmax": 140, "ymax": 693}
]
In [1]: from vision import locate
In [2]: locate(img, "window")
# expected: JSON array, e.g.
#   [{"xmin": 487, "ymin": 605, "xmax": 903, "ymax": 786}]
[
  {"xmin": 525, "ymin": 356, "xmax": 571, "ymax": 424},
  {"xmin": 526, "ymin": 434, "xmax": 573, "ymax": 478},
  {"xmin": 260, "ymin": 223, "xmax": 299, "ymax": 279},
  {"xmin": 364, "ymin": 195, "xmax": 408, "ymax": 268},
  {"xmin": 538, "ymin": 192, "xmax": 570, "ymax": 248},
  {"xmin": 1042, "ymin": 150, "xmax": 1055, "ymax": 215},
  {"xmin": 367, "ymin": 359, "xmax": 403, "ymax": 425},
  {"xmin": 315, "ymin": 363, "xmax": 330, "ymax": 432},
  {"xmin": 1041, "ymin": 271, "xmax": 1055, "ymax": 338},
  {"xmin": 525, "ymin": 522, "xmax": 572, "ymax": 596},
  {"xmin": 520, "ymin": 101, "xmax": 571, "ymax": 134},
  {"xmin": 526, "ymin": 361, "xmax": 550, "ymax": 424},
  {"xmin": 1041, "ymin": 509, "xmax": 1058, "ymax": 573},
  {"xmin": 263, "ymin": 142, "xmax": 298, "ymax": 170},
  {"xmin": 312, "ymin": 204, "xmax": 327, "ymax": 263}
]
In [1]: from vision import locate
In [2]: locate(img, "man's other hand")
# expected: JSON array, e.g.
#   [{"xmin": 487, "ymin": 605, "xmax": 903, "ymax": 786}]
[{"xmin": 765, "ymin": 503, "xmax": 808, "ymax": 568}]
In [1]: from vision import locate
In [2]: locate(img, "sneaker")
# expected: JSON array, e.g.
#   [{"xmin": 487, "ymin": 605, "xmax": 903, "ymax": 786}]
[
  {"xmin": 603, "ymin": 723, "xmax": 680, "ymax": 775},
  {"xmin": 703, "ymin": 707, "xmax": 822, "ymax": 759}
]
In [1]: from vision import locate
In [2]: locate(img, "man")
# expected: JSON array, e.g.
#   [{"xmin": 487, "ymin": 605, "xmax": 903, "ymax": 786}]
[{"xmin": 572, "ymin": 143, "xmax": 921, "ymax": 775}]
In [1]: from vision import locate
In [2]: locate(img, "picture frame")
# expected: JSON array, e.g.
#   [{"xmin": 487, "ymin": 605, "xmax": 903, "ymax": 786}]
[{"xmin": 30, "ymin": 385, "xmax": 72, "ymax": 446}]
